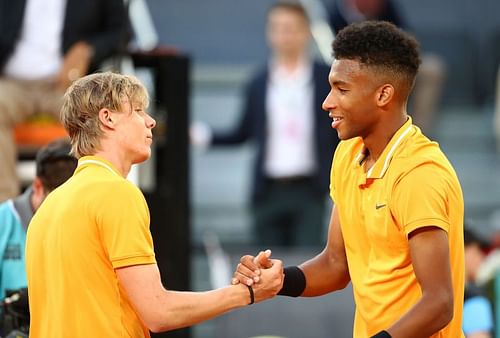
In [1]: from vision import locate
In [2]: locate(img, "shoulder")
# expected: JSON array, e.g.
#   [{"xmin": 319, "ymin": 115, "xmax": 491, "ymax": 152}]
[
  {"xmin": 0, "ymin": 200, "xmax": 17, "ymax": 222},
  {"xmin": 0, "ymin": 201, "xmax": 10, "ymax": 214},
  {"xmin": 89, "ymin": 178, "xmax": 146, "ymax": 210},
  {"xmin": 0, "ymin": 201, "xmax": 19, "ymax": 237},
  {"xmin": 392, "ymin": 127, "xmax": 458, "ymax": 181},
  {"xmin": 312, "ymin": 61, "xmax": 331, "ymax": 82},
  {"xmin": 102, "ymin": 179, "xmax": 144, "ymax": 199},
  {"xmin": 90, "ymin": 180, "xmax": 149, "ymax": 226},
  {"xmin": 312, "ymin": 61, "xmax": 331, "ymax": 74},
  {"xmin": 247, "ymin": 65, "xmax": 268, "ymax": 86}
]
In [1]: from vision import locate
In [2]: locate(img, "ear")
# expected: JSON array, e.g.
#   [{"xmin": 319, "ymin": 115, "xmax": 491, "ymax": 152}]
[
  {"xmin": 31, "ymin": 177, "xmax": 47, "ymax": 211},
  {"xmin": 32, "ymin": 177, "xmax": 45, "ymax": 196},
  {"xmin": 98, "ymin": 108, "xmax": 115, "ymax": 129},
  {"xmin": 375, "ymin": 84, "xmax": 394, "ymax": 107}
]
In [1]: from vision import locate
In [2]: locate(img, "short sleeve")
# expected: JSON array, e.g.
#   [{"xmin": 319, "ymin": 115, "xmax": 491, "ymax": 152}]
[
  {"xmin": 96, "ymin": 182, "xmax": 156, "ymax": 269},
  {"xmin": 391, "ymin": 163, "xmax": 450, "ymax": 237}
]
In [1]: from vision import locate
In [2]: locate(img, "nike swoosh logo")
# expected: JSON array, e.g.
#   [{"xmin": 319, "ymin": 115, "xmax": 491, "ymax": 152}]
[{"xmin": 375, "ymin": 203, "xmax": 386, "ymax": 210}]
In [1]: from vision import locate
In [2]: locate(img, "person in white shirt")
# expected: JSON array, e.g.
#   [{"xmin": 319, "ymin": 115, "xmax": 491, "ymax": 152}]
[
  {"xmin": 0, "ymin": 0, "xmax": 129, "ymax": 202},
  {"xmin": 192, "ymin": 1, "xmax": 340, "ymax": 247}
]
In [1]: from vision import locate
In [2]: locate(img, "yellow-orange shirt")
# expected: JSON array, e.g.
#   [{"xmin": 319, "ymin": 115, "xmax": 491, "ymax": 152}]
[
  {"xmin": 330, "ymin": 118, "xmax": 465, "ymax": 337},
  {"xmin": 26, "ymin": 156, "xmax": 156, "ymax": 338}
]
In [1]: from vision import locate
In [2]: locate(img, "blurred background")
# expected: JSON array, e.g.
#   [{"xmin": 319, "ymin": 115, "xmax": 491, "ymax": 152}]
[{"xmin": 4, "ymin": 0, "xmax": 500, "ymax": 337}]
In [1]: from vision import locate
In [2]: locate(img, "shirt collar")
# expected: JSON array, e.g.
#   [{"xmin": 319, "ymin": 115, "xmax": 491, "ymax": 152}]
[
  {"xmin": 355, "ymin": 116, "xmax": 414, "ymax": 180},
  {"xmin": 76, "ymin": 156, "xmax": 122, "ymax": 177},
  {"xmin": 12, "ymin": 187, "xmax": 34, "ymax": 231},
  {"xmin": 268, "ymin": 58, "xmax": 312, "ymax": 85}
]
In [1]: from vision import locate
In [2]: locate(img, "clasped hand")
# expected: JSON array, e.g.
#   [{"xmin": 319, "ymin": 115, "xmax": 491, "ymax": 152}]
[{"xmin": 232, "ymin": 250, "xmax": 283, "ymax": 303}]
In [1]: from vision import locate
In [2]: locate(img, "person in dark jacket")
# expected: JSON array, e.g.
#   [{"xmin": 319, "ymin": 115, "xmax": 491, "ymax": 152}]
[
  {"xmin": 193, "ymin": 1, "xmax": 339, "ymax": 247},
  {"xmin": 0, "ymin": 0, "xmax": 130, "ymax": 202}
]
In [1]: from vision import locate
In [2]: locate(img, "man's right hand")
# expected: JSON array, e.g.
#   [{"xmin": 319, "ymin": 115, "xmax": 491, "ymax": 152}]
[
  {"xmin": 250, "ymin": 257, "xmax": 284, "ymax": 303},
  {"xmin": 232, "ymin": 249, "xmax": 275, "ymax": 286}
]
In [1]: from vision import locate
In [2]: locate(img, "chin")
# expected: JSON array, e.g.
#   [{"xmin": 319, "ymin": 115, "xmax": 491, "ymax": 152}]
[
  {"xmin": 133, "ymin": 151, "xmax": 151, "ymax": 164},
  {"xmin": 336, "ymin": 130, "xmax": 347, "ymax": 141},
  {"xmin": 336, "ymin": 126, "xmax": 357, "ymax": 141},
  {"xmin": 338, "ymin": 132, "xmax": 356, "ymax": 141}
]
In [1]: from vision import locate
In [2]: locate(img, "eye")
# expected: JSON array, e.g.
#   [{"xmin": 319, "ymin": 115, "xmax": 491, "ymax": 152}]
[{"xmin": 337, "ymin": 88, "xmax": 348, "ymax": 94}]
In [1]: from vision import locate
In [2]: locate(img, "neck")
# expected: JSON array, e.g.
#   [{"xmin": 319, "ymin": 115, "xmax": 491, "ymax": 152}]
[
  {"xmin": 275, "ymin": 52, "xmax": 305, "ymax": 71},
  {"xmin": 93, "ymin": 141, "xmax": 131, "ymax": 178},
  {"xmin": 363, "ymin": 112, "xmax": 408, "ymax": 165}
]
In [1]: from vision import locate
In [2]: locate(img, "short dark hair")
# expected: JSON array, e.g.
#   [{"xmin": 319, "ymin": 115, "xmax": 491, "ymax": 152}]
[
  {"xmin": 36, "ymin": 139, "xmax": 78, "ymax": 192},
  {"xmin": 333, "ymin": 21, "xmax": 421, "ymax": 90},
  {"xmin": 268, "ymin": 1, "xmax": 309, "ymax": 24}
]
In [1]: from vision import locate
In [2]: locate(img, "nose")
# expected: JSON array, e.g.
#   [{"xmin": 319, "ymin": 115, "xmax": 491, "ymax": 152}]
[
  {"xmin": 146, "ymin": 114, "xmax": 156, "ymax": 129},
  {"xmin": 322, "ymin": 90, "xmax": 336, "ymax": 112}
]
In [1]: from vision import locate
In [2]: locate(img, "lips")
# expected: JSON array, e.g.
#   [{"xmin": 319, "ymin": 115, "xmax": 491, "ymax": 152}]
[{"xmin": 331, "ymin": 116, "xmax": 343, "ymax": 129}]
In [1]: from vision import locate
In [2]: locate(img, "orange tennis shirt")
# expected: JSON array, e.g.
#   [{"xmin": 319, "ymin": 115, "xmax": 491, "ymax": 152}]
[
  {"xmin": 26, "ymin": 156, "xmax": 156, "ymax": 338},
  {"xmin": 330, "ymin": 117, "xmax": 465, "ymax": 337}
]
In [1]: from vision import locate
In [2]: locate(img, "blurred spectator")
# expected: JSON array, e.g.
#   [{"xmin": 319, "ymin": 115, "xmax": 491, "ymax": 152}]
[
  {"xmin": 463, "ymin": 226, "xmax": 494, "ymax": 338},
  {"xmin": 191, "ymin": 1, "xmax": 339, "ymax": 247},
  {"xmin": 0, "ymin": 139, "xmax": 76, "ymax": 300},
  {"xmin": 0, "ymin": 139, "xmax": 76, "ymax": 337},
  {"xmin": 0, "ymin": 0, "xmax": 129, "ymax": 202},
  {"xmin": 327, "ymin": 0, "xmax": 446, "ymax": 136}
]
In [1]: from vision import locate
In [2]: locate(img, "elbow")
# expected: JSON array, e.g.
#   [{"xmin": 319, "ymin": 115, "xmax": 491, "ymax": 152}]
[
  {"xmin": 148, "ymin": 324, "xmax": 163, "ymax": 334},
  {"xmin": 144, "ymin": 319, "xmax": 166, "ymax": 333},
  {"xmin": 334, "ymin": 261, "xmax": 351, "ymax": 291},
  {"xmin": 338, "ymin": 275, "xmax": 350, "ymax": 290},
  {"xmin": 142, "ymin": 315, "xmax": 174, "ymax": 333},
  {"xmin": 433, "ymin": 290, "xmax": 454, "ymax": 329},
  {"xmin": 146, "ymin": 321, "xmax": 174, "ymax": 334}
]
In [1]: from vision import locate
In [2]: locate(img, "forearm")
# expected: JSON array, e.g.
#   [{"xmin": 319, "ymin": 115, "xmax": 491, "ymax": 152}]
[
  {"xmin": 147, "ymin": 284, "xmax": 250, "ymax": 332},
  {"xmin": 300, "ymin": 250, "xmax": 350, "ymax": 296},
  {"xmin": 279, "ymin": 249, "xmax": 349, "ymax": 298},
  {"xmin": 117, "ymin": 264, "xmax": 253, "ymax": 333},
  {"xmin": 386, "ymin": 291, "xmax": 453, "ymax": 338}
]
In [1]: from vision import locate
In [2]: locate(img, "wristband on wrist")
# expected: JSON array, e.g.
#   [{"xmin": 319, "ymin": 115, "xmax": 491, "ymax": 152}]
[
  {"xmin": 246, "ymin": 285, "xmax": 254, "ymax": 305},
  {"xmin": 371, "ymin": 330, "xmax": 392, "ymax": 338},
  {"xmin": 278, "ymin": 266, "xmax": 306, "ymax": 297}
]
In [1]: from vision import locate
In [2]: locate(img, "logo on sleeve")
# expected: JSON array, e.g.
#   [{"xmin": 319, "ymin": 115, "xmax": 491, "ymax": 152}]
[
  {"xmin": 4, "ymin": 244, "xmax": 21, "ymax": 260},
  {"xmin": 375, "ymin": 203, "xmax": 387, "ymax": 210}
]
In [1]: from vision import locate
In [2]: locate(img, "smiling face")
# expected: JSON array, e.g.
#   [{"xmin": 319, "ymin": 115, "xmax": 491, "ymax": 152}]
[
  {"xmin": 112, "ymin": 98, "xmax": 156, "ymax": 165},
  {"xmin": 322, "ymin": 58, "xmax": 382, "ymax": 140}
]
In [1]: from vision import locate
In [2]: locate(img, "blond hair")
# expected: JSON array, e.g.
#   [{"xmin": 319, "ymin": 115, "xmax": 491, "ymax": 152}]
[{"xmin": 60, "ymin": 72, "xmax": 149, "ymax": 158}]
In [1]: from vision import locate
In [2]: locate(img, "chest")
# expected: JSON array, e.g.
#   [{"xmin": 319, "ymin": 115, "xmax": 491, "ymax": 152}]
[{"xmin": 337, "ymin": 169, "xmax": 408, "ymax": 255}]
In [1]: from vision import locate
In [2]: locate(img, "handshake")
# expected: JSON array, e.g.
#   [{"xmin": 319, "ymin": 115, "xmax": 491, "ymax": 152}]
[{"xmin": 231, "ymin": 250, "xmax": 285, "ymax": 304}]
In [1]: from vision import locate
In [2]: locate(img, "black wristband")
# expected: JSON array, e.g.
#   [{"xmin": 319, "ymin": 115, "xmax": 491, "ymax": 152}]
[
  {"xmin": 371, "ymin": 330, "xmax": 391, "ymax": 338},
  {"xmin": 278, "ymin": 266, "xmax": 306, "ymax": 297},
  {"xmin": 246, "ymin": 285, "xmax": 254, "ymax": 305}
]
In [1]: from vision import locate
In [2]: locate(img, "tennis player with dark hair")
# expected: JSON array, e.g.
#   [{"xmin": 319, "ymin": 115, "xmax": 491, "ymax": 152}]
[{"xmin": 233, "ymin": 21, "xmax": 465, "ymax": 338}]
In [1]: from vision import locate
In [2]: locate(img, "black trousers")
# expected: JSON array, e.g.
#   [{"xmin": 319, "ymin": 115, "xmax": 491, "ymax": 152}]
[{"xmin": 252, "ymin": 177, "xmax": 328, "ymax": 247}]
